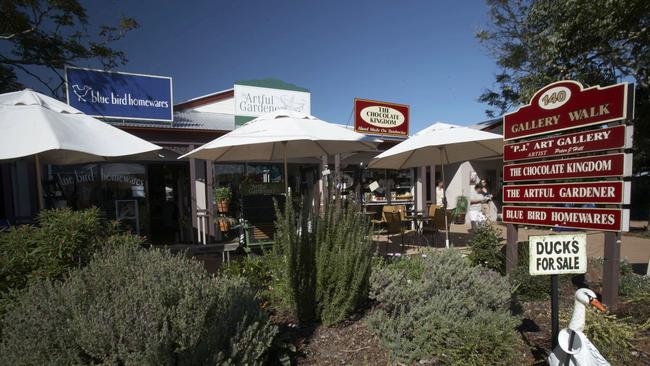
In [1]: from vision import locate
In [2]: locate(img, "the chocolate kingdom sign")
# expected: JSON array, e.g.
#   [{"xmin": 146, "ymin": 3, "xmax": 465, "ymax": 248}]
[{"xmin": 503, "ymin": 80, "xmax": 631, "ymax": 140}]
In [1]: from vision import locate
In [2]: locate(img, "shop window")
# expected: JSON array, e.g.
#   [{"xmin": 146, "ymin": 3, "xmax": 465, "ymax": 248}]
[{"xmin": 48, "ymin": 163, "xmax": 146, "ymax": 235}]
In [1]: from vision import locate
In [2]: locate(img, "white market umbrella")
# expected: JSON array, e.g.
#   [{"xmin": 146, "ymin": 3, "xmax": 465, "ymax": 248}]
[
  {"xmin": 369, "ymin": 122, "xmax": 503, "ymax": 247},
  {"xmin": 0, "ymin": 89, "xmax": 162, "ymax": 209},
  {"xmin": 180, "ymin": 110, "xmax": 381, "ymax": 192}
]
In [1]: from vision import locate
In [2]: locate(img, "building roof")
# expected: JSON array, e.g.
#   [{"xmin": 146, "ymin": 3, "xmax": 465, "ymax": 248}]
[
  {"xmin": 174, "ymin": 89, "xmax": 234, "ymax": 111},
  {"xmin": 107, "ymin": 110, "xmax": 235, "ymax": 131},
  {"xmin": 466, "ymin": 117, "xmax": 502, "ymax": 131}
]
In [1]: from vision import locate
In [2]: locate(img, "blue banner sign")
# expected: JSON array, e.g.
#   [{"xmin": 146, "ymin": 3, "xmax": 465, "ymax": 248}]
[{"xmin": 66, "ymin": 67, "xmax": 173, "ymax": 121}]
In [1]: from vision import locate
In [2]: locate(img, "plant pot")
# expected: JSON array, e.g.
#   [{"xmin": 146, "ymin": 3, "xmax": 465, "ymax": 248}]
[
  {"xmin": 217, "ymin": 200, "xmax": 230, "ymax": 213},
  {"xmin": 218, "ymin": 219, "xmax": 231, "ymax": 232},
  {"xmin": 454, "ymin": 214, "xmax": 466, "ymax": 225}
]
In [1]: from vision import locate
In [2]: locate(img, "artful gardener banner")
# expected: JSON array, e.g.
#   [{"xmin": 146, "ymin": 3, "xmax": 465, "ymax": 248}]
[{"xmin": 65, "ymin": 67, "xmax": 173, "ymax": 121}]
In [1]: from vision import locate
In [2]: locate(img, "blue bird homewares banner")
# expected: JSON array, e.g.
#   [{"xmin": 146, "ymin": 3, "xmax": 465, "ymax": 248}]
[{"xmin": 66, "ymin": 67, "xmax": 173, "ymax": 121}]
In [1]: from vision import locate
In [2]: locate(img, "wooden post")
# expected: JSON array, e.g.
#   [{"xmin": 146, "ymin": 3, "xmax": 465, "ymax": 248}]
[
  {"xmin": 34, "ymin": 154, "xmax": 45, "ymax": 210},
  {"xmin": 506, "ymin": 223, "xmax": 518, "ymax": 274},
  {"xmin": 189, "ymin": 145, "xmax": 198, "ymax": 244},
  {"xmin": 602, "ymin": 231, "xmax": 620, "ymax": 306}
]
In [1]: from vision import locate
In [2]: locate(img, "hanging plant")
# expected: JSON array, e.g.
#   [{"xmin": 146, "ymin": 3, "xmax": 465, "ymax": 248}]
[
  {"xmin": 217, "ymin": 216, "xmax": 237, "ymax": 232},
  {"xmin": 215, "ymin": 186, "xmax": 232, "ymax": 213}
]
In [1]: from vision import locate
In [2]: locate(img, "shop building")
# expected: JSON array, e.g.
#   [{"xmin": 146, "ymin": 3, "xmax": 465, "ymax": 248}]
[{"xmin": 0, "ymin": 72, "xmax": 506, "ymax": 243}]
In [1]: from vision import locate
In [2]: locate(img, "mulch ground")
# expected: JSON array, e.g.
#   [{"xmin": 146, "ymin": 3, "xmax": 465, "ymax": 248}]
[
  {"xmin": 512, "ymin": 277, "xmax": 649, "ymax": 365},
  {"xmin": 271, "ymin": 280, "xmax": 649, "ymax": 365}
]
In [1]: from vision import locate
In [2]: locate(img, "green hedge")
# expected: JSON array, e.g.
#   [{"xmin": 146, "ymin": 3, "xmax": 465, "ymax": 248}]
[
  {"xmin": 0, "ymin": 208, "xmax": 142, "ymax": 316},
  {"xmin": 0, "ymin": 245, "xmax": 277, "ymax": 366}
]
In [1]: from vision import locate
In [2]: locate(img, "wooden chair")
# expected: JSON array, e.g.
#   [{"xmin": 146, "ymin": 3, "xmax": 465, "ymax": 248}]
[
  {"xmin": 384, "ymin": 210, "xmax": 404, "ymax": 252},
  {"xmin": 423, "ymin": 205, "xmax": 451, "ymax": 246}
]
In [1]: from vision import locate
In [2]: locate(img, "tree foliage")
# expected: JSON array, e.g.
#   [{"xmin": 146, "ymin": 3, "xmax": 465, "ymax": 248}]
[
  {"xmin": 0, "ymin": 0, "xmax": 138, "ymax": 96},
  {"xmin": 478, "ymin": 0, "xmax": 650, "ymax": 170}
]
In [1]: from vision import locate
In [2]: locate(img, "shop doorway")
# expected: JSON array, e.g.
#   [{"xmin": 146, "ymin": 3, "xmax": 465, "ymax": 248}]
[{"xmin": 147, "ymin": 163, "xmax": 191, "ymax": 245}]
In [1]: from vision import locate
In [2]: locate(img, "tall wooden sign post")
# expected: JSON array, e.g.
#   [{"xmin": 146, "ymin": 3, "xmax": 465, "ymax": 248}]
[{"xmin": 502, "ymin": 80, "xmax": 634, "ymax": 309}]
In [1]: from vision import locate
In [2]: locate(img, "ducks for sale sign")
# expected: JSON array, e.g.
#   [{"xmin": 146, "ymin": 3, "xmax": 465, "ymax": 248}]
[{"xmin": 529, "ymin": 234, "xmax": 587, "ymax": 275}]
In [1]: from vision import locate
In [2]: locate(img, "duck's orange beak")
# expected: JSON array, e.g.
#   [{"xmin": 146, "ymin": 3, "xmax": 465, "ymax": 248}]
[{"xmin": 590, "ymin": 298, "xmax": 606, "ymax": 312}]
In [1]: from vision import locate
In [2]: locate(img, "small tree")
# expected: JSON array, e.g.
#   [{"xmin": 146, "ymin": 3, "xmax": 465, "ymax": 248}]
[{"xmin": 1, "ymin": 0, "xmax": 138, "ymax": 96}]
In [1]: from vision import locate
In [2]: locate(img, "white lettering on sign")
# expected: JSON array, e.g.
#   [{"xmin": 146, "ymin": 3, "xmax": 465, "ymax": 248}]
[{"xmin": 529, "ymin": 234, "xmax": 587, "ymax": 275}]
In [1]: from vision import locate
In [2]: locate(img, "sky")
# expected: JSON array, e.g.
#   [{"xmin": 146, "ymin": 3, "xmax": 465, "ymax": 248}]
[{"xmin": 86, "ymin": 0, "xmax": 500, "ymax": 133}]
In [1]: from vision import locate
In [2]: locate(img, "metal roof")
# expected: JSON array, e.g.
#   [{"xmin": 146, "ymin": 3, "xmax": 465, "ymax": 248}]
[{"xmin": 106, "ymin": 110, "xmax": 235, "ymax": 131}]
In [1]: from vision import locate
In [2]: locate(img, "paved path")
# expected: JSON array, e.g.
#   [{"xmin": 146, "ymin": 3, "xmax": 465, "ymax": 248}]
[{"xmin": 378, "ymin": 220, "xmax": 650, "ymax": 268}]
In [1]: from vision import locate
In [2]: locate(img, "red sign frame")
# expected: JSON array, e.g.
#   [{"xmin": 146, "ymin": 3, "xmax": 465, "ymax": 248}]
[
  {"xmin": 502, "ymin": 181, "xmax": 630, "ymax": 204},
  {"xmin": 503, "ymin": 125, "xmax": 632, "ymax": 162},
  {"xmin": 502, "ymin": 206, "xmax": 629, "ymax": 232},
  {"xmin": 503, "ymin": 81, "xmax": 630, "ymax": 141},
  {"xmin": 503, "ymin": 153, "xmax": 631, "ymax": 182},
  {"xmin": 354, "ymin": 98, "xmax": 409, "ymax": 138}
]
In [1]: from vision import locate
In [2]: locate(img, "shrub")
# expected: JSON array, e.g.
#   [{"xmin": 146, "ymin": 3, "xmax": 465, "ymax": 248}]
[
  {"xmin": 560, "ymin": 307, "xmax": 640, "ymax": 364},
  {"xmin": 315, "ymin": 198, "xmax": 373, "ymax": 326},
  {"xmin": 619, "ymin": 273, "xmax": 650, "ymax": 326},
  {"xmin": 510, "ymin": 241, "xmax": 552, "ymax": 301},
  {"xmin": 274, "ymin": 194, "xmax": 317, "ymax": 322},
  {"xmin": 0, "ymin": 208, "xmax": 138, "ymax": 315},
  {"xmin": 367, "ymin": 250, "xmax": 521, "ymax": 365},
  {"xmin": 272, "ymin": 195, "xmax": 374, "ymax": 325},
  {"xmin": 0, "ymin": 245, "xmax": 277, "ymax": 366},
  {"xmin": 220, "ymin": 251, "xmax": 295, "ymax": 315},
  {"xmin": 467, "ymin": 222, "xmax": 505, "ymax": 274}
]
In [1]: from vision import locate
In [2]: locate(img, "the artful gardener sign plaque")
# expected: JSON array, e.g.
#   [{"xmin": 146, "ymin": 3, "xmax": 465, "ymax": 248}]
[{"xmin": 65, "ymin": 67, "xmax": 173, "ymax": 121}]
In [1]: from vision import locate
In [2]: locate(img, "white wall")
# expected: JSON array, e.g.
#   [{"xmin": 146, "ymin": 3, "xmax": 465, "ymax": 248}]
[{"xmin": 193, "ymin": 97, "xmax": 234, "ymax": 114}]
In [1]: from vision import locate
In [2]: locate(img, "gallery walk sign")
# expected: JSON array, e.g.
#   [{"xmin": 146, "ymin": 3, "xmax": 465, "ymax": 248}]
[
  {"xmin": 65, "ymin": 67, "xmax": 173, "ymax": 121},
  {"xmin": 503, "ymin": 80, "xmax": 631, "ymax": 140},
  {"xmin": 354, "ymin": 98, "xmax": 409, "ymax": 138},
  {"xmin": 501, "ymin": 79, "xmax": 633, "ymax": 232}
]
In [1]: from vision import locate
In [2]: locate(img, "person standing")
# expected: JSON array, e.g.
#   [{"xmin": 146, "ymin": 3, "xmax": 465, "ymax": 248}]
[
  {"xmin": 469, "ymin": 183, "xmax": 491, "ymax": 231},
  {"xmin": 479, "ymin": 179, "xmax": 497, "ymax": 222},
  {"xmin": 435, "ymin": 180, "xmax": 445, "ymax": 206}
]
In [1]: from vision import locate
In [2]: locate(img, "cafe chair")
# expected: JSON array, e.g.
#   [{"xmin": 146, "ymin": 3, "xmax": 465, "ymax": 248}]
[
  {"xmin": 384, "ymin": 210, "xmax": 404, "ymax": 252},
  {"xmin": 423, "ymin": 205, "xmax": 450, "ymax": 246}
]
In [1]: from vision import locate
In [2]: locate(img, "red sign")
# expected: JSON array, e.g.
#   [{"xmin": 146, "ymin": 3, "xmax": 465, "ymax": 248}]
[
  {"xmin": 502, "ymin": 181, "xmax": 630, "ymax": 204},
  {"xmin": 504, "ymin": 125, "xmax": 632, "ymax": 162},
  {"xmin": 503, "ymin": 81, "xmax": 630, "ymax": 141},
  {"xmin": 354, "ymin": 98, "xmax": 409, "ymax": 137},
  {"xmin": 502, "ymin": 206, "xmax": 629, "ymax": 232},
  {"xmin": 503, "ymin": 153, "xmax": 631, "ymax": 182}
]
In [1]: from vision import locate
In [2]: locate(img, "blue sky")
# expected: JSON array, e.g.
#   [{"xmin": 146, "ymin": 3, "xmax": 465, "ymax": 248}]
[{"xmin": 87, "ymin": 0, "xmax": 499, "ymax": 132}]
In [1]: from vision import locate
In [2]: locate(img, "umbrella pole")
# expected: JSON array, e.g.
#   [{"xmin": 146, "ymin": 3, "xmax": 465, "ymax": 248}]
[
  {"xmin": 283, "ymin": 141, "xmax": 288, "ymax": 194},
  {"xmin": 440, "ymin": 147, "xmax": 450, "ymax": 248},
  {"xmin": 34, "ymin": 154, "xmax": 45, "ymax": 211}
]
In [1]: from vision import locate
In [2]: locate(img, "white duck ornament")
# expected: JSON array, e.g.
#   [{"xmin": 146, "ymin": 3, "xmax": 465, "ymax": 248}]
[{"xmin": 548, "ymin": 288, "xmax": 609, "ymax": 366}]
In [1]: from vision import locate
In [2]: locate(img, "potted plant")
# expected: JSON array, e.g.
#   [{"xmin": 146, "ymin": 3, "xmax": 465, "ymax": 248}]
[
  {"xmin": 451, "ymin": 195, "xmax": 469, "ymax": 224},
  {"xmin": 217, "ymin": 216, "xmax": 237, "ymax": 232},
  {"xmin": 215, "ymin": 186, "xmax": 232, "ymax": 213}
]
